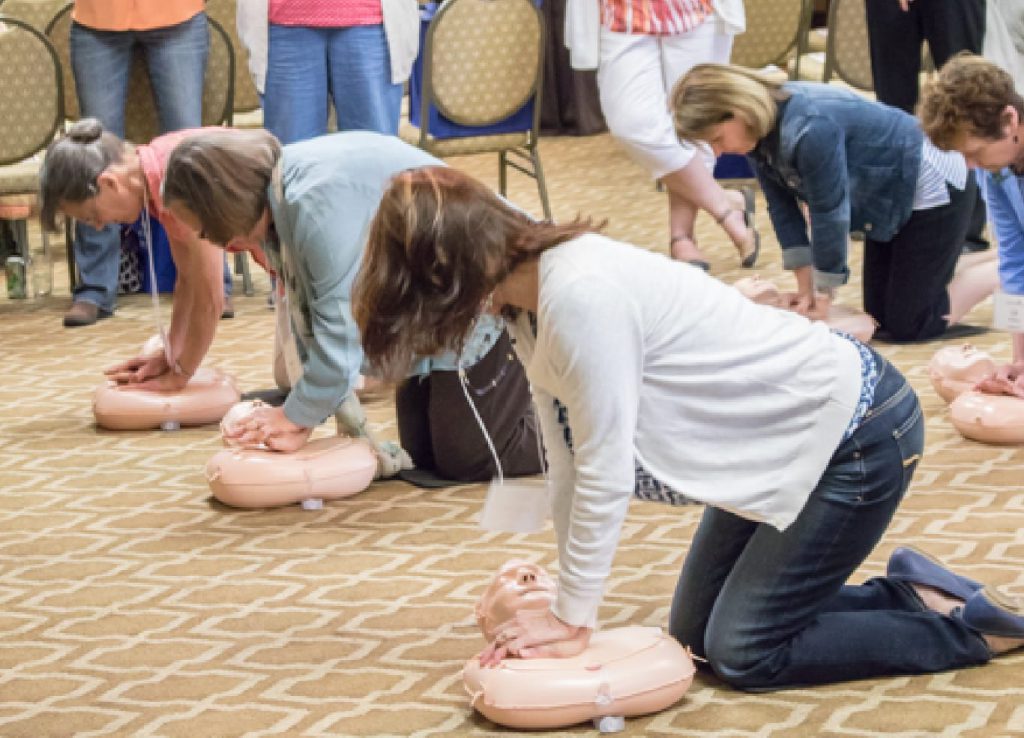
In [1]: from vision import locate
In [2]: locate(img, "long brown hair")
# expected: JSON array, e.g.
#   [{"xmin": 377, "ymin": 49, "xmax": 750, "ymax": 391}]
[{"xmin": 353, "ymin": 166, "xmax": 597, "ymax": 379}]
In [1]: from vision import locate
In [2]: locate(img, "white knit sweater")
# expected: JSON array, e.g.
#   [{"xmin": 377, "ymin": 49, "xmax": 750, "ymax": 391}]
[{"xmin": 509, "ymin": 234, "xmax": 863, "ymax": 627}]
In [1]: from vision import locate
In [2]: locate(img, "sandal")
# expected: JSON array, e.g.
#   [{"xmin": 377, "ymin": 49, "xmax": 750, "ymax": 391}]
[
  {"xmin": 670, "ymin": 234, "xmax": 710, "ymax": 272},
  {"xmin": 716, "ymin": 189, "xmax": 760, "ymax": 269}
]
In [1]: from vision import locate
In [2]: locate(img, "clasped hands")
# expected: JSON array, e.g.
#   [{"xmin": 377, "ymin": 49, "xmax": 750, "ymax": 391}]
[
  {"xmin": 105, "ymin": 353, "xmax": 191, "ymax": 392},
  {"xmin": 478, "ymin": 608, "xmax": 592, "ymax": 668},
  {"xmin": 781, "ymin": 289, "xmax": 832, "ymax": 322},
  {"xmin": 223, "ymin": 403, "xmax": 313, "ymax": 452},
  {"xmin": 975, "ymin": 362, "xmax": 1024, "ymax": 399}
]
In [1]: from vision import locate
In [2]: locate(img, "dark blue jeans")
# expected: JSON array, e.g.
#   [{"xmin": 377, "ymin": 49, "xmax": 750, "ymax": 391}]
[{"xmin": 668, "ymin": 353, "xmax": 991, "ymax": 690}]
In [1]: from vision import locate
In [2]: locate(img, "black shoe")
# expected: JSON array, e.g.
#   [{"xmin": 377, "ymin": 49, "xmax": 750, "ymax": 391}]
[
  {"xmin": 962, "ymin": 238, "xmax": 991, "ymax": 254},
  {"xmin": 63, "ymin": 301, "xmax": 111, "ymax": 328},
  {"xmin": 221, "ymin": 295, "xmax": 234, "ymax": 320}
]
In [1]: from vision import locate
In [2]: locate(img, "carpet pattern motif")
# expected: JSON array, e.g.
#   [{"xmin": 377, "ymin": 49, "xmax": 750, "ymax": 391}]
[{"xmin": 1, "ymin": 134, "xmax": 1022, "ymax": 736}]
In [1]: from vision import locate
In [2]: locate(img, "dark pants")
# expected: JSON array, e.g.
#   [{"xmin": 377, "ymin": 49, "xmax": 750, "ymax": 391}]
[
  {"xmin": 863, "ymin": 178, "xmax": 976, "ymax": 341},
  {"xmin": 865, "ymin": 0, "xmax": 988, "ymax": 248},
  {"xmin": 669, "ymin": 354, "xmax": 990, "ymax": 691},
  {"xmin": 396, "ymin": 330, "xmax": 542, "ymax": 482}
]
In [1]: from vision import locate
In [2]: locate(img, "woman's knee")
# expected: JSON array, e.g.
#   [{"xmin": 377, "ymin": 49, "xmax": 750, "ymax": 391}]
[{"xmin": 703, "ymin": 622, "xmax": 781, "ymax": 692}]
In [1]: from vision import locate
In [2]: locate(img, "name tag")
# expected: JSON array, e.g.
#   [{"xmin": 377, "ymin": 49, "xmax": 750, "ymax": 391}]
[{"xmin": 994, "ymin": 291, "xmax": 1024, "ymax": 333}]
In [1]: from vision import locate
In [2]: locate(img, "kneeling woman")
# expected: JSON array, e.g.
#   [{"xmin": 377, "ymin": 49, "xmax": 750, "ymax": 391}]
[
  {"xmin": 671, "ymin": 64, "xmax": 997, "ymax": 342},
  {"xmin": 353, "ymin": 166, "xmax": 1023, "ymax": 690},
  {"xmin": 161, "ymin": 130, "xmax": 540, "ymax": 481}
]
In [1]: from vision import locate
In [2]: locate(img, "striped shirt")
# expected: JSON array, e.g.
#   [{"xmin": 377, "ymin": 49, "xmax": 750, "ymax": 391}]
[
  {"xmin": 601, "ymin": 0, "xmax": 713, "ymax": 35},
  {"xmin": 913, "ymin": 137, "xmax": 969, "ymax": 211}
]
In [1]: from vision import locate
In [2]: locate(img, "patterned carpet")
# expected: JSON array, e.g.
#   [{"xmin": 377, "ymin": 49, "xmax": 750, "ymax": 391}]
[{"xmin": 1, "ymin": 133, "xmax": 1023, "ymax": 737}]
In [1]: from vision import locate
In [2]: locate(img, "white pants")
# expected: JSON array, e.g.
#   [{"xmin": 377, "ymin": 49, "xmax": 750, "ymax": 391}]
[{"xmin": 597, "ymin": 17, "xmax": 734, "ymax": 179}]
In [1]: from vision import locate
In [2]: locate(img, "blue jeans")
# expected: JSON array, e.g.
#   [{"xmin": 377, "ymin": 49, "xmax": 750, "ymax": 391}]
[
  {"xmin": 668, "ymin": 351, "xmax": 991, "ymax": 690},
  {"xmin": 263, "ymin": 23, "xmax": 402, "ymax": 144},
  {"xmin": 69, "ymin": 13, "xmax": 209, "ymax": 311}
]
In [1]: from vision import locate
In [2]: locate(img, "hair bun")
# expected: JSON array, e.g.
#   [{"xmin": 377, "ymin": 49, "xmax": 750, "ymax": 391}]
[{"xmin": 67, "ymin": 118, "xmax": 105, "ymax": 144}]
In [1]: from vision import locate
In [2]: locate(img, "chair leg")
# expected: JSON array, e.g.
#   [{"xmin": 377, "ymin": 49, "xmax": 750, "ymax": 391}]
[
  {"xmin": 65, "ymin": 218, "xmax": 78, "ymax": 291},
  {"xmin": 499, "ymin": 150, "xmax": 509, "ymax": 198},
  {"xmin": 530, "ymin": 147, "xmax": 552, "ymax": 221},
  {"xmin": 236, "ymin": 251, "xmax": 254, "ymax": 297}
]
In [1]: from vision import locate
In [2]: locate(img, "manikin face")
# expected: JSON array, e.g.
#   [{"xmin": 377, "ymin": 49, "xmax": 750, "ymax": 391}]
[
  {"xmin": 702, "ymin": 115, "xmax": 759, "ymax": 157},
  {"xmin": 60, "ymin": 169, "xmax": 144, "ymax": 231},
  {"xmin": 474, "ymin": 559, "xmax": 557, "ymax": 641},
  {"xmin": 957, "ymin": 105, "xmax": 1024, "ymax": 173}
]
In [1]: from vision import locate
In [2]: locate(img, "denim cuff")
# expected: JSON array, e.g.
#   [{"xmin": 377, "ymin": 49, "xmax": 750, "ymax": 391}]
[
  {"xmin": 782, "ymin": 245, "xmax": 813, "ymax": 270},
  {"xmin": 814, "ymin": 268, "xmax": 847, "ymax": 289}
]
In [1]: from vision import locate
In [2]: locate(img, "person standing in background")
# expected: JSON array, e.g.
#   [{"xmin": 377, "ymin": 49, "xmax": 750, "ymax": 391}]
[
  {"xmin": 865, "ymin": 0, "xmax": 991, "ymax": 254},
  {"xmin": 262, "ymin": 0, "xmax": 418, "ymax": 144}
]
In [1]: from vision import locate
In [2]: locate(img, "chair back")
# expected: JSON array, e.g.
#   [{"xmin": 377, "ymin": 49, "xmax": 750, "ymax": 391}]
[
  {"xmin": 0, "ymin": 15, "xmax": 63, "ymax": 165},
  {"xmin": 0, "ymin": 0, "xmax": 63, "ymax": 31},
  {"xmin": 823, "ymin": 0, "xmax": 873, "ymax": 90},
  {"xmin": 44, "ymin": 2, "xmax": 77, "ymax": 119},
  {"xmin": 422, "ymin": 0, "xmax": 544, "ymax": 128},
  {"xmin": 729, "ymin": 0, "xmax": 809, "ymax": 74},
  {"xmin": 204, "ymin": 0, "xmax": 260, "ymax": 114},
  {"xmin": 46, "ymin": 5, "xmax": 235, "ymax": 140}
]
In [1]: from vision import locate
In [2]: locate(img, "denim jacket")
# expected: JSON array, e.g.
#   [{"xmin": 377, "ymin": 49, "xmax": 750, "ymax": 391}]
[{"xmin": 748, "ymin": 83, "xmax": 923, "ymax": 288}]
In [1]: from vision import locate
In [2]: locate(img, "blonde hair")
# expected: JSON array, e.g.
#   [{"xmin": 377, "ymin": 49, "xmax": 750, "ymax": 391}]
[
  {"xmin": 163, "ymin": 128, "xmax": 282, "ymax": 246},
  {"xmin": 919, "ymin": 53, "xmax": 1024, "ymax": 150},
  {"xmin": 670, "ymin": 63, "xmax": 786, "ymax": 142}
]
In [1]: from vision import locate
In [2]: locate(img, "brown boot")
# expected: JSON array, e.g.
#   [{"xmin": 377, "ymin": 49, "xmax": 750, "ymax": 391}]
[{"xmin": 63, "ymin": 301, "xmax": 110, "ymax": 328}]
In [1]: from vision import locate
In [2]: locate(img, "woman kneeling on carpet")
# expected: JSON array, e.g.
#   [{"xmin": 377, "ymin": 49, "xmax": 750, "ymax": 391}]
[{"xmin": 352, "ymin": 165, "xmax": 1024, "ymax": 690}]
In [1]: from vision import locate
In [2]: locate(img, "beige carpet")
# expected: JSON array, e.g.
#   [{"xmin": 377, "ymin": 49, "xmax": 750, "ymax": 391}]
[{"xmin": 1, "ymin": 133, "xmax": 1023, "ymax": 737}]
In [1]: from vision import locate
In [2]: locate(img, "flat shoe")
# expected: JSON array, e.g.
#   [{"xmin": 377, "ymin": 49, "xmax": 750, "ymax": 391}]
[
  {"xmin": 886, "ymin": 546, "xmax": 982, "ymax": 601},
  {"xmin": 740, "ymin": 186, "xmax": 760, "ymax": 269},
  {"xmin": 956, "ymin": 587, "xmax": 1024, "ymax": 638}
]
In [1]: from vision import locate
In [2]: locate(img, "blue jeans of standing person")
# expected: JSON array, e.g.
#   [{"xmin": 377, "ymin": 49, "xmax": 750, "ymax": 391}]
[
  {"xmin": 69, "ymin": 12, "xmax": 210, "ymax": 313},
  {"xmin": 263, "ymin": 23, "xmax": 402, "ymax": 145},
  {"xmin": 669, "ymin": 351, "xmax": 991, "ymax": 690}
]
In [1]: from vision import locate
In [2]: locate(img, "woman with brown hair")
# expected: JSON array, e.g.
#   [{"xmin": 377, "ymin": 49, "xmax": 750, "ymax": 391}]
[
  {"xmin": 353, "ymin": 165, "xmax": 1024, "ymax": 690},
  {"xmin": 161, "ymin": 129, "xmax": 541, "ymax": 481}
]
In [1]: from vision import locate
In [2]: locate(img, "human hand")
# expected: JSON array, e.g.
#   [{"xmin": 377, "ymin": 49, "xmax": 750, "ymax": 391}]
[
  {"xmin": 225, "ymin": 404, "xmax": 313, "ymax": 452},
  {"xmin": 478, "ymin": 608, "xmax": 592, "ymax": 667},
  {"xmin": 898, "ymin": 0, "xmax": 912, "ymax": 11},
  {"xmin": 975, "ymin": 362, "xmax": 1024, "ymax": 398},
  {"xmin": 105, "ymin": 354, "xmax": 171, "ymax": 385},
  {"xmin": 132, "ymin": 371, "xmax": 191, "ymax": 393}
]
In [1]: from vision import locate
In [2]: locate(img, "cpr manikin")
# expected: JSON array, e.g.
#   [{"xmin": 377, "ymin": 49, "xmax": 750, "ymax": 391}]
[
  {"xmin": 926, "ymin": 345, "xmax": 1024, "ymax": 444},
  {"xmin": 92, "ymin": 335, "xmax": 240, "ymax": 430},
  {"xmin": 463, "ymin": 560, "xmax": 695, "ymax": 732},
  {"xmin": 732, "ymin": 275, "xmax": 877, "ymax": 343},
  {"xmin": 205, "ymin": 400, "xmax": 377, "ymax": 509},
  {"xmin": 928, "ymin": 344, "xmax": 999, "ymax": 403}
]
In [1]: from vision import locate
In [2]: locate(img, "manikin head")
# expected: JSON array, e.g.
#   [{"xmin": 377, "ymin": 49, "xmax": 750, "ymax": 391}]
[
  {"xmin": 732, "ymin": 275, "xmax": 784, "ymax": 307},
  {"xmin": 919, "ymin": 53, "xmax": 1024, "ymax": 173},
  {"xmin": 475, "ymin": 559, "xmax": 557, "ymax": 641}
]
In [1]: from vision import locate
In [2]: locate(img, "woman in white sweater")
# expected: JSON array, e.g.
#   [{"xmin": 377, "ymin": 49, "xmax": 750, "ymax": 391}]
[{"xmin": 353, "ymin": 166, "xmax": 1023, "ymax": 690}]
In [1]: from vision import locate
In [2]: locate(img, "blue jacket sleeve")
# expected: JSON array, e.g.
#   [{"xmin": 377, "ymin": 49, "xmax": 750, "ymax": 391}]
[
  {"xmin": 791, "ymin": 116, "xmax": 851, "ymax": 288},
  {"xmin": 755, "ymin": 163, "xmax": 813, "ymax": 271},
  {"xmin": 983, "ymin": 171, "xmax": 1024, "ymax": 296},
  {"xmin": 282, "ymin": 193, "xmax": 372, "ymax": 428}
]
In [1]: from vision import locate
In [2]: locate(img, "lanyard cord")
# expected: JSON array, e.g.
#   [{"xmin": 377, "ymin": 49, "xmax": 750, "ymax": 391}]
[{"xmin": 139, "ymin": 191, "xmax": 173, "ymax": 372}]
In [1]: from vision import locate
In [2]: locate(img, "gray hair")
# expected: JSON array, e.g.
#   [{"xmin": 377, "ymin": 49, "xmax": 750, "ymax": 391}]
[{"xmin": 39, "ymin": 118, "xmax": 125, "ymax": 231}]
